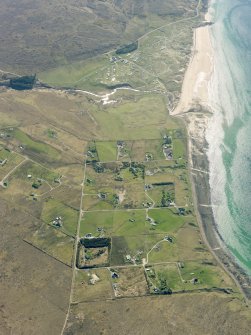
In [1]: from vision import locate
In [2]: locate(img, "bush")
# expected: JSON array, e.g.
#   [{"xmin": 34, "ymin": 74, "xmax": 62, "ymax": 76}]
[
  {"xmin": 116, "ymin": 41, "xmax": 138, "ymax": 55},
  {"xmin": 80, "ymin": 237, "xmax": 111, "ymax": 248},
  {"xmin": 10, "ymin": 75, "xmax": 36, "ymax": 90}
]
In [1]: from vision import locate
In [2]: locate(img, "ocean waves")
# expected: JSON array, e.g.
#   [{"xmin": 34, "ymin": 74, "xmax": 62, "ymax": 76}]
[{"xmin": 207, "ymin": 0, "xmax": 251, "ymax": 274}]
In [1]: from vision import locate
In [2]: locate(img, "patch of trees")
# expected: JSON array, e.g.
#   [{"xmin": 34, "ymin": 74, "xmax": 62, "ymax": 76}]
[
  {"xmin": 32, "ymin": 180, "xmax": 42, "ymax": 189},
  {"xmin": 160, "ymin": 190, "xmax": 174, "ymax": 207},
  {"xmin": 88, "ymin": 144, "xmax": 97, "ymax": 154},
  {"xmin": 106, "ymin": 83, "xmax": 132, "ymax": 90},
  {"xmin": 85, "ymin": 248, "xmax": 106, "ymax": 261},
  {"xmin": 158, "ymin": 277, "xmax": 172, "ymax": 295},
  {"xmin": 92, "ymin": 162, "xmax": 104, "ymax": 173},
  {"xmin": 173, "ymin": 163, "xmax": 186, "ymax": 169},
  {"xmin": 122, "ymin": 162, "xmax": 130, "ymax": 168},
  {"xmin": 10, "ymin": 75, "xmax": 36, "ymax": 90},
  {"xmin": 80, "ymin": 237, "xmax": 111, "ymax": 248},
  {"xmin": 152, "ymin": 182, "xmax": 174, "ymax": 186},
  {"xmin": 129, "ymin": 162, "xmax": 145, "ymax": 178},
  {"xmin": 112, "ymin": 194, "xmax": 119, "ymax": 206},
  {"xmin": 163, "ymin": 135, "xmax": 172, "ymax": 145},
  {"xmin": 116, "ymin": 41, "xmax": 138, "ymax": 55},
  {"xmin": 178, "ymin": 207, "xmax": 186, "ymax": 215},
  {"xmin": 123, "ymin": 201, "xmax": 134, "ymax": 209},
  {"xmin": 114, "ymin": 175, "xmax": 123, "ymax": 181}
]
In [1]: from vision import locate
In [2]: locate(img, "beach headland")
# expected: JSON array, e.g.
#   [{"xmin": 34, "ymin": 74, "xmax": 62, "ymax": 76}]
[{"xmin": 171, "ymin": 8, "xmax": 251, "ymax": 302}]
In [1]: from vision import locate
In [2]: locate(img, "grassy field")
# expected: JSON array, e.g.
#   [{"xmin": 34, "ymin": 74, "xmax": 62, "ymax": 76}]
[
  {"xmin": 111, "ymin": 266, "xmax": 148, "ymax": 297},
  {"xmin": 25, "ymin": 223, "xmax": 74, "ymax": 266},
  {"xmin": 94, "ymin": 139, "xmax": 167, "ymax": 162},
  {"xmin": 0, "ymin": 89, "xmax": 183, "ymax": 146},
  {"xmin": 113, "ymin": 210, "xmax": 147, "ymax": 236},
  {"xmin": 0, "ymin": 124, "xmax": 239, "ymax": 315},
  {"xmin": 173, "ymin": 138, "xmax": 187, "ymax": 159},
  {"xmin": 79, "ymin": 207, "xmax": 194, "ymax": 266},
  {"xmin": 147, "ymin": 208, "xmax": 195, "ymax": 234},
  {"xmin": 83, "ymin": 194, "xmax": 115, "ymax": 211},
  {"xmin": 145, "ymin": 167, "xmax": 192, "ymax": 206},
  {"xmin": 72, "ymin": 268, "xmax": 113, "ymax": 303},
  {"xmin": 93, "ymin": 94, "xmax": 176, "ymax": 140},
  {"xmin": 41, "ymin": 198, "xmax": 79, "ymax": 236},
  {"xmin": 39, "ymin": 56, "xmax": 109, "ymax": 88},
  {"xmin": 110, "ymin": 235, "xmax": 147, "ymax": 265},
  {"xmin": 80, "ymin": 211, "xmax": 114, "ymax": 238},
  {"xmin": 11, "ymin": 160, "xmax": 60, "ymax": 184},
  {"xmin": 0, "ymin": 146, "xmax": 11, "ymax": 161},
  {"xmin": 21, "ymin": 123, "xmax": 87, "ymax": 162},
  {"xmin": 78, "ymin": 134, "xmax": 238, "ymax": 302},
  {"xmin": 1, "ymin": 160, "xmax": 62, "ymax": 204},
  {"xmin": 179, "ymin": 261, "xmax": 234, "ymax": 289},
  {"xmin": 13, "ymin": 129, "xmax": 61, "ymax": 160},
  {"xmin": 0, "ymin": 151, "xmax": 24, "ymax": 180},
  {"xmin": 83, "ymin": 137, "xmax": 192, "ymax": 211},
  {"xmin": 146, "ymin": 260, "xmax": 236, "ymax": 293},
  {"xmin": 80, "ymin": 210, "xmax": 147, "ymax": 238},
  {"xmin": 147, "ymin": 184, "xmax": 175, "ymax": 207},
  {"xmin": 146, "ymin": 263, "xmax": 181, "ymax": 292},
  {"xmin": 96, "ymin": 141, "xmax": 117, "ymax": 161}
]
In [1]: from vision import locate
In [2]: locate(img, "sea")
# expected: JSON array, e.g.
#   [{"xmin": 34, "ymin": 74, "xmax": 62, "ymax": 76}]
[{"xmin": 207, "ymin": 0, "xmax": 251, "ymax": 275}]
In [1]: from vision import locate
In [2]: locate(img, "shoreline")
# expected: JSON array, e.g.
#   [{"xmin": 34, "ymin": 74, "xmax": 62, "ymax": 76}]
[
  {"xmin": 186, "ymin": 112, "xmax": 251, "ymax": 301},
  {"xmin": 171, "ymin": 7, "xmax": 251, "ymax": 301},
  {"xmin": 172, "ymin": 21, "xmax": 213, "ymax": 116}
]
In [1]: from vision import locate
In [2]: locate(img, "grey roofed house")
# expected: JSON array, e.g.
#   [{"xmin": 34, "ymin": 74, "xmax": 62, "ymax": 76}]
[
  {"xmin": 117, "ymin": 140, "xmax": 124, "ymax": 147},
  {"xmin": 111, "ymin": 272, "xmax": 119, "ymax": 279},
  {"xmin": 0, "ymin": 159, "xmax": 7, "ymax": 165}
]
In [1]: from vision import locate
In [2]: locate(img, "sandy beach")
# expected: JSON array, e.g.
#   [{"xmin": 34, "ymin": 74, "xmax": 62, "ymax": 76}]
[
  {"xmin": 172, "ymin": 22, "xmax": 213, "ymax": 116},
  {"xmin": 171, "ymin": 10, "xmax": 251, "ymax": 301}
]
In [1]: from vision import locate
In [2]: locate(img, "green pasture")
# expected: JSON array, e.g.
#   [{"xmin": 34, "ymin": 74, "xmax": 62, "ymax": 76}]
[
  {"xmin": 26, "ymin": 223, "xmax": 74, "ymax": 266},
  {"xmin": 42, "ymin": 198, "xmax": 79, "ymax": 236}
]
